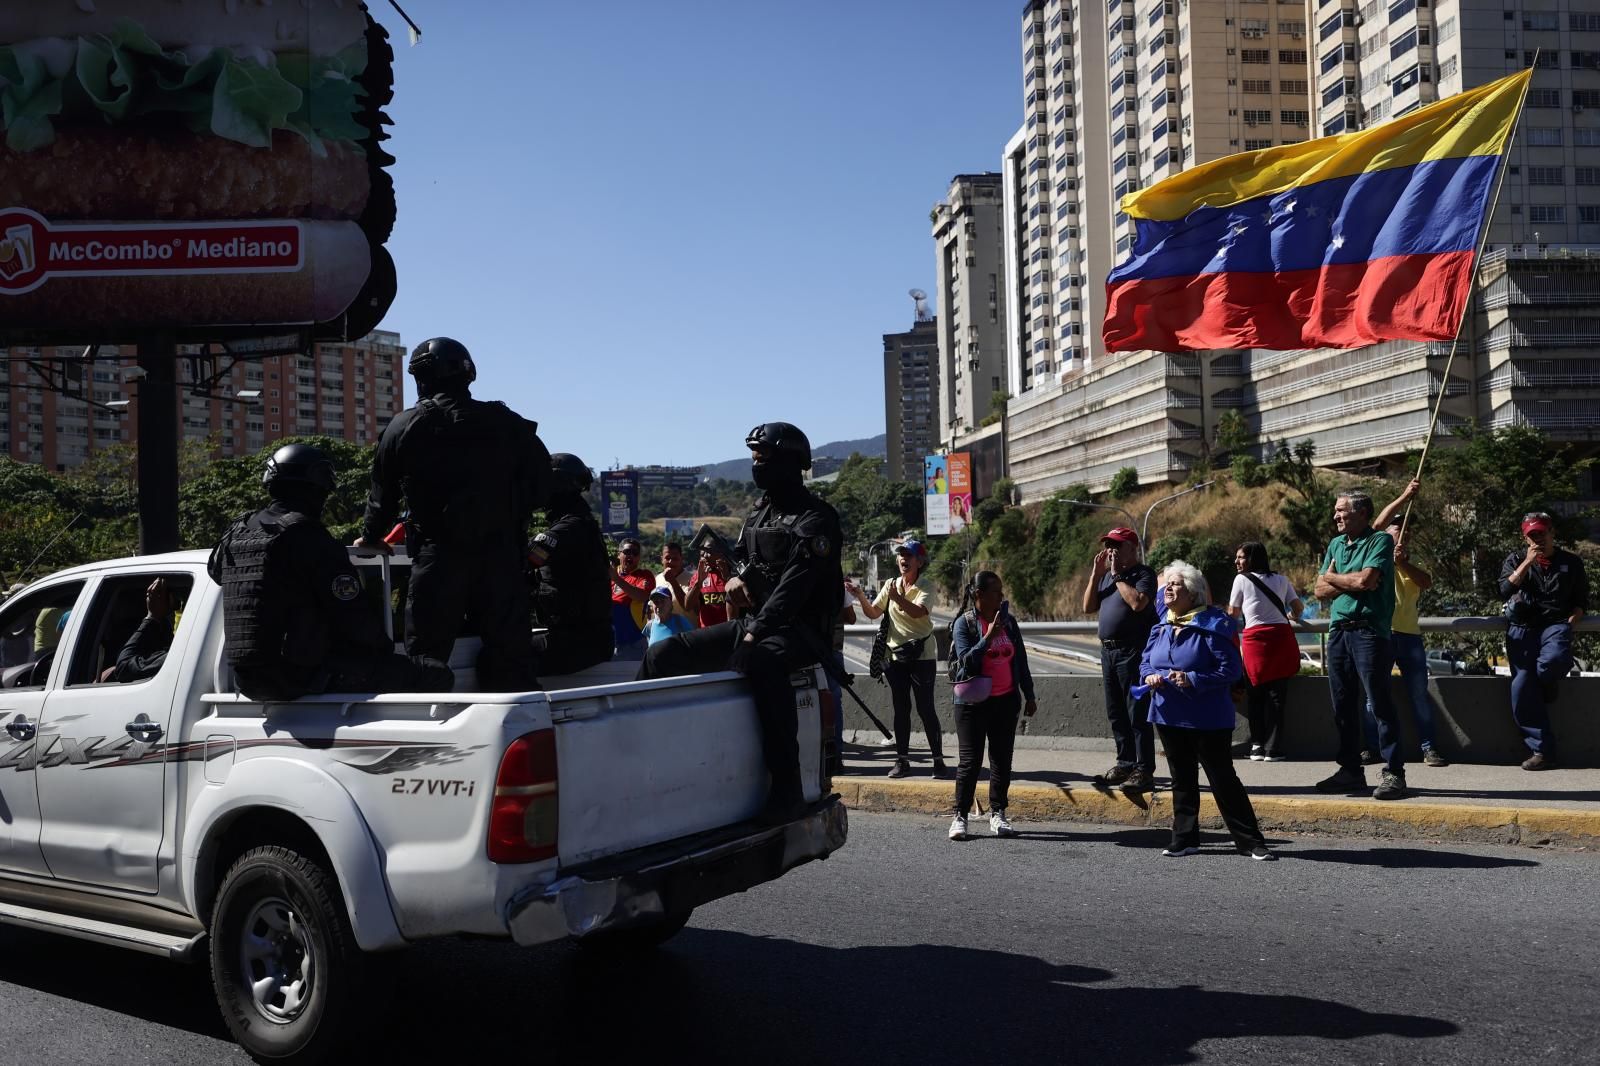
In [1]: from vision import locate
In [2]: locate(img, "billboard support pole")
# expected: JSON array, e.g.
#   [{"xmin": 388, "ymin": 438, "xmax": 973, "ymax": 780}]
[{"xmin": 135, "ymin": 332, "xmax": 181, "ymax": 555}]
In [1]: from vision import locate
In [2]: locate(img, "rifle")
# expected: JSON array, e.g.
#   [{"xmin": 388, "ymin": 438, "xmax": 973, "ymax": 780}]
[{"xmin": 690, "ymin": 523, "xmax": 895, "ymax": 742}]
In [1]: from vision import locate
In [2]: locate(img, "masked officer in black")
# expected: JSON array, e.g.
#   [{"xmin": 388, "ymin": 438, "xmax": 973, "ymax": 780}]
[
  {"xmin": 637, "ymin": 422, "xmax": 843, "ymax": 822},
  {"xmin": 208, "ymin": 444, "xmax": 454, "ymax": 701},
  {"xmin": 528, "ymin": 453, "xmax": 615, "ymax": 678},
  {"xmin": 355, "ymin": 337, "xmax": 551, "ymax": 691}
]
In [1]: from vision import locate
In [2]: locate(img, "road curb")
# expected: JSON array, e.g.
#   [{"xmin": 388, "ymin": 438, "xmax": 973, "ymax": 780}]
[{"xmin": 832, "ymin": 777, "xmax": 1600, "ymax": 849}]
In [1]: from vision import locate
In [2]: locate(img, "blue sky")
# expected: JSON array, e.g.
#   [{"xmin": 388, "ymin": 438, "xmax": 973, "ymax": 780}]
[{"xmin": 372, "ymin": 0, "xmax": 1018, "ymax": 469}]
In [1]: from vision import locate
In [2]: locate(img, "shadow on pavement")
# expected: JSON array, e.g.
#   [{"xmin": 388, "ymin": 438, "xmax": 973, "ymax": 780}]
[
  {"xmin": 383, "ymin": 929, "xmax": 1458, "ymax": 1062},
  {"xmin": 0, "ymin": 927, "xmax": 228, "ymax": 1044},
  {"xmin": 1008, "ymin": 826, "xmax": 1171, "ymax": 848},
  {"xmin": 0, "ymin": 921, "xmax": 1463, "ymax": 1062},
  {"xmin": 1277, "ymin": 847, "xmax": 1540, "ymax": 869}
]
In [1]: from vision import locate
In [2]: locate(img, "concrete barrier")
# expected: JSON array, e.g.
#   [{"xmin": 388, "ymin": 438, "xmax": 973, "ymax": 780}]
[{"xmin": 840, "ymin": 673, "xmax": 1600, "ymax": 767}]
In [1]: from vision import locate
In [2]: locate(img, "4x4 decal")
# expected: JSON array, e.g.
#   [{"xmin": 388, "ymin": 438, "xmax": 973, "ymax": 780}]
[{"xmin": 0, "ymin": 735, "xmax": 485, "ymax": 773}]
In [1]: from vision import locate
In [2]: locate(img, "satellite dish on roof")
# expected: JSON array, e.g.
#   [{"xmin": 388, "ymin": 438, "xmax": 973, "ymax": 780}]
[{"xmin": 909, "ymin": 288, "xmax": 932, "ymax": 322}]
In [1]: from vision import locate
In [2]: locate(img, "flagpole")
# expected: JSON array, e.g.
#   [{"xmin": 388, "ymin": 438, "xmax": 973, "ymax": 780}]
[{"xmin": 1400, "ymin": 64, "xmax": 1537, "ymax": 538}]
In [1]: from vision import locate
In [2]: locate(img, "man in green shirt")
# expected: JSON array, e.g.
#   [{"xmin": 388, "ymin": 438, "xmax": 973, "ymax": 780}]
[{"xmin": 1312, "ymin": 489, "xmax": 1409, "ymax": 801}]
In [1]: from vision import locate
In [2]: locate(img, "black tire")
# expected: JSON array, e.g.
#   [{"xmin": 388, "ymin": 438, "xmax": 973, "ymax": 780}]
[
  {"xmin": 573, "ymin": 908, "xmax": 693, "ymax": 955},
  {"xmin": 209, "ymin": 846, "xmax": 365, "ymax": 1065}
]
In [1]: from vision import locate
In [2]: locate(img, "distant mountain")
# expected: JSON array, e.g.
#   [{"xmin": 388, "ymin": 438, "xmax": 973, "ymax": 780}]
[{"xmin": 697, "ymin": 433, "xmax": 887, "ymax": 483}]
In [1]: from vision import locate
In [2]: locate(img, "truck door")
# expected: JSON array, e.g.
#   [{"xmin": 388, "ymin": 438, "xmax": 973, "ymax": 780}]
[
  {"xmin": 34, "ymin": 571, "xmax": 197, "ymax": 894},
  {"xmin": 0, "ymin": 578, "xmax": 88, "ymax": 880}
]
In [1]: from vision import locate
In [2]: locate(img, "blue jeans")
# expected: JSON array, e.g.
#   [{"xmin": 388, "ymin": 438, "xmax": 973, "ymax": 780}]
[
  {"xmin": 1507, "ymin": 622, "xmax": 1573, "ymax": 755},
  {"xmin": 1101, "ymin": 642, "xmax": 1155, "ymax": 772},
  {"xmin": 1362, "ymin": 631, "xmax": 1436, "ymax": 753},
  {"xmin": 1327, "ymin": 626, "xmax": 1404, "ymax": 774}
]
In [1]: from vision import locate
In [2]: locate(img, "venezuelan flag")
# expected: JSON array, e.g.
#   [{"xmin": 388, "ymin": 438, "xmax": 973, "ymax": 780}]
[{"xmin": 1103, "ymin": 69, "xmax": 1532, "ymax": 353}]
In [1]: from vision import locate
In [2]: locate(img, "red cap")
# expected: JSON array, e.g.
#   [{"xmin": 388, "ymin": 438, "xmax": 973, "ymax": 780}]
[
  {"xmin": 1101, "ymin": 526, "xmax": 1139, "ymax": 545},
  {"xmin": 1521, "ymin": 514, "xmax": 1552, "ymax": 536}
]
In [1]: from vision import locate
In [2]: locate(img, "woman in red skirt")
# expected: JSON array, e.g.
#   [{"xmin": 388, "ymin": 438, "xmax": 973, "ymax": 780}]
[{"xmin": 1226, "ymin": 542, "xmax": 1304, "ymax": 761}]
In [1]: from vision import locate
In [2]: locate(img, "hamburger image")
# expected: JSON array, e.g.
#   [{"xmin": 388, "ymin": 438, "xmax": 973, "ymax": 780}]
[{"xmin": 0, "ymin": 0, "xmax": 397, "ymax": 337}]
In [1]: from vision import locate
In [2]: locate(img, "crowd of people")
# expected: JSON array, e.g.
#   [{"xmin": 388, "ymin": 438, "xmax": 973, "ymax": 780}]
[{"xmin": 953, "ymin": 480, "xmax": 1590, "ymax": 857}]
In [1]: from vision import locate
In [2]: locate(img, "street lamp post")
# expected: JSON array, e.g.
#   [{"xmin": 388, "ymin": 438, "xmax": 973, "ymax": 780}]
[{"xmin": 1141, "ymin": 480, "xmax": 1216, "ymax": 551}]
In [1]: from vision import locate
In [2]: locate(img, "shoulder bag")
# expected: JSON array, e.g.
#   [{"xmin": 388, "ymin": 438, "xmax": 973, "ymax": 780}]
[
  {"xmin": 1243, "ymin": 572, "xmax": 1291, "ymax": 622},
  {"xmin": 867, "ymin": 611, "xmax": 891, "ymax": 680}
]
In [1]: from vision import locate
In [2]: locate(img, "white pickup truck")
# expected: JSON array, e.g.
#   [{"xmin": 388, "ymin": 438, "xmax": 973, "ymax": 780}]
[{"xmin": 0, "ymin": 550, "xmax": 846, "ymax": 1063}]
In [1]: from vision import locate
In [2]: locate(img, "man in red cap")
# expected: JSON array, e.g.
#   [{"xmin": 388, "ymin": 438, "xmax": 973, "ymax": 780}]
[
  {"xmin": 1498, "ymin": 511, "xmax": 1589, "ymax": 770},
  {"xmin": 1081, "ymin": 526, "xmax": 1159, "ymax": 791}
]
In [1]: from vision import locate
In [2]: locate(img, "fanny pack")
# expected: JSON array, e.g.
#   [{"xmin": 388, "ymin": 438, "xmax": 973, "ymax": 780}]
[
  {"xmin": 890, "ymin": 636, "xmax": 928, "ymax": 663},
  {"xmin": 953, "ymin": 675, "xmax": 993, "ymax": 703}
]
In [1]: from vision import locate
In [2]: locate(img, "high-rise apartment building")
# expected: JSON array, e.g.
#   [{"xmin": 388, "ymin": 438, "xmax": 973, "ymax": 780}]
[
  {"xmin": 882, "ymin": 316, "xmax": 939, "ymax": 483},
  {"xmin": 931, "ymin": 173, "xmax": 1010, "ymax": 449},
  {"xmin": 1259, "ymin": 2, "xmax": 1600, "ymax": 474},
  {"xmin": 1312, "ymin": 0, "xmax": 1600, "ymax": 246},
  {"xmin": 1002, "ymin": 0, "xmax": 1314, "ymax": 498},
  {"xmin": 0, "ymin": 330, "xmax": 406, "ymax": 471}
]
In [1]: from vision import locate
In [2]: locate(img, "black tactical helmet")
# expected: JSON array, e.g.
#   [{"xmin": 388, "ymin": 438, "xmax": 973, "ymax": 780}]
[
  {"xmin": 549, "ymin": 452, "xmax": 594, "ymax": 495},
  {"xmin": 746, "ymin": 422, "xmax": 812, "ymax": 470},
  {"xmin": 262, "ymin": 443, "xmax": 336, "ymax": 494},
  {"xmin": 408, "ymin": 336, "xmax": 476, "ymax": 384}
]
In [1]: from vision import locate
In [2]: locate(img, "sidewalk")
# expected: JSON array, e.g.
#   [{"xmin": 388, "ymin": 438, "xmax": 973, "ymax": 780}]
[{"xmin": 835, "ymin": 737, "xmax": 1600, "ymax": 849}]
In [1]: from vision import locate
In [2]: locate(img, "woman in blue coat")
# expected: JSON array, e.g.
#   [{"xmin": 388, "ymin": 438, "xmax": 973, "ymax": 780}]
[
  {"xmin": 948, "ymin": 570, "xmax": 1037, "ymax": 841},
  {"xmin": 1137, "ymin": 560, "xmax": 1274, "ymax": 860}
]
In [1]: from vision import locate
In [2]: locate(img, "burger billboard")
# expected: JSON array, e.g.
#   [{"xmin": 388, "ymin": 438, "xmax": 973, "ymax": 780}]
[{"xmin": 0, "ymin": 0, "xmax": 398, "ymax": 344}]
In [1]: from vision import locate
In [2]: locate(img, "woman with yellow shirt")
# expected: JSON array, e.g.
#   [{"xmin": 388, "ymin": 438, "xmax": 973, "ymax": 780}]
[
  {"xmin": 1360, "ymin": 514, "xmax": 1447, "ymax": 767},
  {"xmin": 848, "ymin": 540, "xmax": 948, "ymax": 779}
]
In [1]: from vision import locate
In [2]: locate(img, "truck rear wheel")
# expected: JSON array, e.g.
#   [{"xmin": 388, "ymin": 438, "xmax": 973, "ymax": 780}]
[
  {"xmin": 574, "ymin": 907, "xmax": 693, "ymax": 954},
  {"xmin": 210, "ymin": 846, "xmax": 364, "ymax": 1064}
]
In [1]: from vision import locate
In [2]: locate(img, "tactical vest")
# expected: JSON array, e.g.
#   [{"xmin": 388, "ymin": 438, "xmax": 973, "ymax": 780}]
[
  {"xmin": 398, "ymin": 396, "xmax": 526, "ymax": 547},
  {"xmin": 208, "ymin": 508, "xmax": 310, "ymax": 667},
  {"xmin": 740, "ymin": 506, "xmax": 802, "ymax": 602},
  {"xmin": 534, "ymin": 510, "xmax": 613, "ymax": 631}
]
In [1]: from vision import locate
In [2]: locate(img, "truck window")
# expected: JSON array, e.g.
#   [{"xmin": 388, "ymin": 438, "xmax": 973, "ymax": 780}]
[
  {"xmin": 66, "ymin": 574, "xmax": 195, "ymax": 687},
  {"xmin": 0, "ymin": 581, "xmax": 88, "ymax": 690}
]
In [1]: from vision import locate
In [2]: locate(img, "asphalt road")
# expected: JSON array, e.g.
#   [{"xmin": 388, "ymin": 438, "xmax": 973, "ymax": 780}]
[{"xmin": 2, "ymin": 813, "xmax": 1596, "ymax": 1065}]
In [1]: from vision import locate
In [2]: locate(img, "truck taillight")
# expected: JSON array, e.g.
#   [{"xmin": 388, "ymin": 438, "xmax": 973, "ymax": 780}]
[{"xmin": 487, "ymin": 729, "xmax": 558, "ymax": 864}]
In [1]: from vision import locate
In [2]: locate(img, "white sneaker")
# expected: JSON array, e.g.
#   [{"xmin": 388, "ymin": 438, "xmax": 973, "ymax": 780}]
[
  {"xmin": 948, "ymin": 814, "xmax": 968, "ymax": 841},
  {"xmin": 990, "ymin": 810, "xmax": 1018, "ymax": 837},
  {"xmin": 1250, "ymin": 746, "xmax": 1265, "ymax": 761}
]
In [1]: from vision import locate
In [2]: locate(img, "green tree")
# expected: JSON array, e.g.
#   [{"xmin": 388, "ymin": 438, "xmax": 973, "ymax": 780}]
[
  {"xmin": 1107, "ymin": 466, "xmax": 1138, "ymax": 500},
  {"xmin": 814, "ymin": 453, "xmax": 923, "ymax": 562},
  {"xmin": 1213, "ymin": 410, "xmax": 1252, "ymax": 462},
  {"xmin": 178, "ymin": 435, "xmax": 377, "ymax": 547},
  {"xmin": 1404, "ymin": 423, "xmax": 1594, "ymax": 598},
  {"xmin": 1267, "ymin": 438, "xmax": 1337, "ymax": 567},
  {"xmin": 1146, "ymin": 531, "xmax": 1232, "ymax": 602},
  {"xmin": 1230, "ymin": 452, "xmax": 1268, "ymax": 488}
]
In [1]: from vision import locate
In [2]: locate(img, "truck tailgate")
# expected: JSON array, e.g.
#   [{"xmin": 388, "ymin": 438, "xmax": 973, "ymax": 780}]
[{"xmin": 548, "ymin": 670, "xmax": 822, "ymax": 867}]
